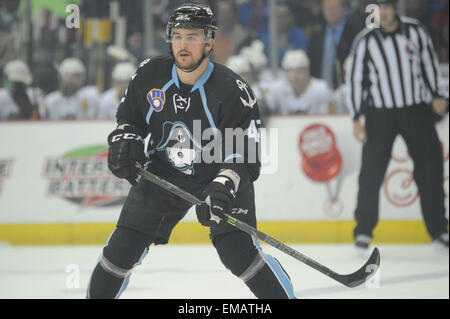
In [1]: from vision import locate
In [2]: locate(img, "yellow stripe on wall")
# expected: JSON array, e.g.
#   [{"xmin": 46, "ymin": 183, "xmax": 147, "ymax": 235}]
[{"xmin": 0, "ymin": 220, "xmax": 432, "ymax": 246}]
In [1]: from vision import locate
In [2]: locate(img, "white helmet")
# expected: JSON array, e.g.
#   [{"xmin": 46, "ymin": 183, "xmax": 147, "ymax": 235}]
[
  {"xmin": 226, "ymin": 55, "xmax": 251, "ymax": 74},
  {"xmin": 4, "ymin": 60, "xmax": 33, "ymax": 85},
  {"xmin": 58, "ymin": 58, "xmax": 86, "ymax": 81},
  {"xmin": 241, "ymin": 40, "xmax": 268, "ymax": 70},
  {"xmin": 281, "ymin": 50, "xmax": 310, "ymax": 70},
  {"xmin": 112, "ymin": 62, "xmax": 136, "ymax": 82}
]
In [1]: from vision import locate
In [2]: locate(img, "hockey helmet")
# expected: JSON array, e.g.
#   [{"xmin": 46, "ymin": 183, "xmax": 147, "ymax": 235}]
[
  {"xmin": 112, "ymin": 62, "xmax": 136, "ymax": 83},
  {"xmin": 58, "ymin": 58, "xmax": 86, "ymax": 81},
  {"xmin": 281, "ymin": 50, "xmax": 310, "ymax": 70},
  {"xmin": 166, "ymin": 3, "xmax": 218, "ymax": 43},
  {"xmin": 4, "ymin": 60, "xmax": 33, "ymax": 85},
  {"xmin": 226, "ymin": 55, "xmax": 251, "ymax": 74},
  {"xmin": 241, "ymin": 40, "xmax": 268, "ymax": 70}
]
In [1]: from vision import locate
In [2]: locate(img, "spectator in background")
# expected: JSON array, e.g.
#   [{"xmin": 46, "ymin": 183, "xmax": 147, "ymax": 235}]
[
  {"xmin": 0, "ymin": 60, "xmax": 45, "ymax": 120},
  {"xmin": 237, "ymin": 0, "xmax": 268, "ymax": 36},
  {"xmin": 213, "ymin": 0, "xmax": 254, "ymax": 65},
  {"xmin": 0, "ymin": 29, "xmax": 15, "ymax": 74},
  {"xmin": 308, "ymin": 0, "xmax": 361, "ymax": 89},
  {"xmin": 265, "ymin": 50, "xmax": 334, "ymax": 115},
  {"xmin": 0, "ymin": 0, "xmax": 20, "ymax": 74},
  {"xmin": 45, "ymin": 58, "xmax": 100, "ymax": 120},
  {"xmin": 404, "ymin": 0, "xmax": 448, "ymax": 62},
  {"xmin": 287, "ymin": 0, "xmax": 324, "ymax": 37},
  {"xmin": 0, "ymin": 0, "xmax": 20, "ymax": 32},
  {"xmin": 98, "ymin": 62, "xmax": 136, "ymax": 120},
  {"xmin": 259, "ymin": 2, "xmax": 308, "ymax": 66},
  {"xmin": 431, "ymin": 0, "xmax": 449, "ymax": 62}
]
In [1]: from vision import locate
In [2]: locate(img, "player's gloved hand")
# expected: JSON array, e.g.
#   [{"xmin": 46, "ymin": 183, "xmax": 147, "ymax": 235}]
[
  {"xmin": 107, "ymin": 124, "xmax": 146, "ymax": 185},
  {"xmin": 196, "ymin": 169, "xmax": 240, "ymax": 228}
]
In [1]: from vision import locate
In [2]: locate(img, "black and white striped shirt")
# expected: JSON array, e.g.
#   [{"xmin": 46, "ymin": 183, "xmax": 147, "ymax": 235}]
[{"xmin": 346, "ymin": 16, "xmax": 446, "ymax": 119}]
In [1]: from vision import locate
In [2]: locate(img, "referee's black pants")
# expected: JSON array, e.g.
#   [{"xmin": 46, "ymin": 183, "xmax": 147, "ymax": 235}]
[{"xmin": 354, "ymin": 105, "xmax": 448, "ymax": 241}]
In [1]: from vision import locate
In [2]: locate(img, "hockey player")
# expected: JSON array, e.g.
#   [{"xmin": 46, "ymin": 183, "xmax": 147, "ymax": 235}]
[
  {"xmin": 87, "ymin": 3, "xmax": 295, "ymax": 299},
  {"xmin": 0, "ymin": 60, "xmax": 45, "ymax": 120},
  {"xmin": 265, "ymin": 50, "xmax": 336, "ymax": 115},
  {"xmin": 98, "ymin": 62, "xmax": 136, "ymax": 119},
  {"xmin": 45, "ymin": 58, "xmax": 100, "ymax": 120}
]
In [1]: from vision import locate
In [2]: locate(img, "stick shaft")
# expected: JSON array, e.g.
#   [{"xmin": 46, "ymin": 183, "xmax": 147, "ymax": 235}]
[{"xmin": 136, "ymin": 167, "xmax": 379, "ymax": 287}]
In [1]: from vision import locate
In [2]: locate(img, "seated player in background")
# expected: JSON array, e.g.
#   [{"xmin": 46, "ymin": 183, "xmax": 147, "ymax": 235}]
[
  {"xmin": 0, "ymin": 60, "xmax": 45, "ymax": 120},
  {"xmin": 265, "ymin": 50, "xmax": 335, "ymax": 115},
  {"xmin": 98, "ymin": 62, "xmax": 136, "ymax": 120},
  {"xmin": 45, "ymin": 58, "xmax": 100, "ymax": 120}
]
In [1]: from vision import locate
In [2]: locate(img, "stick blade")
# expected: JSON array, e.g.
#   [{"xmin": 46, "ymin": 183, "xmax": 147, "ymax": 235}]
[{"xmin": 333, "ymin": 247, "xmax": 381, "ymax": 288}]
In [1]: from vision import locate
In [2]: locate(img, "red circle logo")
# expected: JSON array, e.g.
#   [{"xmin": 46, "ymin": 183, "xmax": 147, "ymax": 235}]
[{"xmin": 299, "ymin": 124, "xmax": 342, "ymax": 183}]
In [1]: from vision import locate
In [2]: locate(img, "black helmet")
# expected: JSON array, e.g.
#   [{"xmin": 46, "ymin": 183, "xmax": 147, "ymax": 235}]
[{"xmin": 166, "ymin": 3, "xmax": 218, "ymax": 43}]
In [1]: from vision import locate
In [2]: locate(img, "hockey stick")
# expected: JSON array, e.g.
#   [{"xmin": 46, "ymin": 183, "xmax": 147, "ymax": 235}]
[{"xmin": 136, "ymin": 167, "xmax": 380, "ymax": 288}]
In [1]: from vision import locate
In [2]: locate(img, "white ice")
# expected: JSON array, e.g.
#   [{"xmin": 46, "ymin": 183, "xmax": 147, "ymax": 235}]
[{"xmin": 0, "ymin": 243, "xmax": 448, "ymax": 299}]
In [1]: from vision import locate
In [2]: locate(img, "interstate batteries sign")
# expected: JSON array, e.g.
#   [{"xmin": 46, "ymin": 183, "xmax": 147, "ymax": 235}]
[{"xmin": 43, "ymin": 145, "xmax": 130, "ymax": 208}]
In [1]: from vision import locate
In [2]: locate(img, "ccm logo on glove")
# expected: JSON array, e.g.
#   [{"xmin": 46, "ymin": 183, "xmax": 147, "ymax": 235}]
[{"xmin": 111, "ymin": 133, "xmax": 145, "ymax": 143}]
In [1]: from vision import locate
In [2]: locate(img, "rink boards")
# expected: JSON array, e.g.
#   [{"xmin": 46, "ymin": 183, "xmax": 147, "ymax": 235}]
[{"xmin": 0, "ymin": 115, "xmax": 448, "ymax": 245}]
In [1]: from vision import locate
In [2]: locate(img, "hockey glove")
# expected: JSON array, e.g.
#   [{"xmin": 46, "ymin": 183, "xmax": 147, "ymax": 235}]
[
  {"xmin": 196, "ymin": 169, "xmax": 240, "ymax": 228},
  {"xmin": 107, "ymin": 124, "xmax": 146, "ymax": 185}
]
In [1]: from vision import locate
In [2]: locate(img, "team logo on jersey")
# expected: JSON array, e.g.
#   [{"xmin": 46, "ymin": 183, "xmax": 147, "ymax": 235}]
[
  {"xmin": 173, "ymin": 94, "xmax": 191, "ymax": 114},
  {"xmin": 147, "ymin": 89, "xmax": 166, "ymax": 112},
  {"xmin": 156, "ymin": 121, "xmax": 203, "ymax": 175},
  {"xmin": 236, "ymin": 80, "xmax": 257, "ymax": 109}
]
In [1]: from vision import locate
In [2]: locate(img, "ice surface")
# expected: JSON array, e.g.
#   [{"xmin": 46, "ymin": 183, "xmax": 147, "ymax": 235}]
[{"xmin": 0, "ymin": 243, "xmax": 448, "ymax": 299}]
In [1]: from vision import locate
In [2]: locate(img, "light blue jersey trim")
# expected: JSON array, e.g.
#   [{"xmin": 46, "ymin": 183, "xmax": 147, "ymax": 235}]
[
  {"xmin": 191, "ymin": 61, "xmax": 214, "ymax": 92},
  {"xmin": 145, "ymin": 79, "xmax": 175, "ymax": 125},
  {"xmin": 115, "ymin": 247, "xmax": 149, "ymax": 299},
  {"xmin": 147, "ymin": 62, "xmax": 217, "ymax": 131},
  {"xmin": 224, "ymin": 153, "xmax": 244, "ymax": 163},
  {"xmin": 172, "ymin": 62, "xmax": 217, "ymax": 131},
  {"xmin": 162, "ymin": 80, "xmax": 175, "ymax": 93},
  {"xmin": 171, "ymin": 64, "xmax": 180, "ymax": 88},
  {"xmin": 146, "ymin": 109, "xmax": 154, "ymax": 125},
  {"xmin": 251, "ymin": 236, "xmax": 296, "ymax": 299}
]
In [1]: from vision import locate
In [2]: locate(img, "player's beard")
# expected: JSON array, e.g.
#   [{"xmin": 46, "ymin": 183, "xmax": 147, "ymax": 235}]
[{"xmin": 175, "ymin": 50, "xmax": 201, "ymax": 71}]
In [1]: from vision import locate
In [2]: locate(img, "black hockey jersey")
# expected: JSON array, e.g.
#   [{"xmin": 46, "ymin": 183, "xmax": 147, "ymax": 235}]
[{"xmin": 115, "ymin": 56, "xmax": 261, "ymax": 192}]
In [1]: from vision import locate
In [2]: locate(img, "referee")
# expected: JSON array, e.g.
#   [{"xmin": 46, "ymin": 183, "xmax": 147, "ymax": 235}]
[{"xmin": 346, "ymin": 0, "xmax": 448, "ymax": 253}]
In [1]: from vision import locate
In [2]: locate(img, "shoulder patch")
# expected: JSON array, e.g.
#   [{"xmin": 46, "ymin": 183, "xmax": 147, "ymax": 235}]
[
  {"xmin": 147, "ymin": 88, "xmax": 166, "ymax": 112},
  {"xmin": 236, "ymin": 79, "xmax": 257, "ymax": 109}
]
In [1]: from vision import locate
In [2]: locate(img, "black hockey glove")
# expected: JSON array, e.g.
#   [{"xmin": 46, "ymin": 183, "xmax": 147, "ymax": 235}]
[
  {"xmin": 196, "ymin": 169, "xmax": 240, "ymax": 228},
  {"xmin": 107, "ymin": 124, "xmax": 146, "ymax": 185}
]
